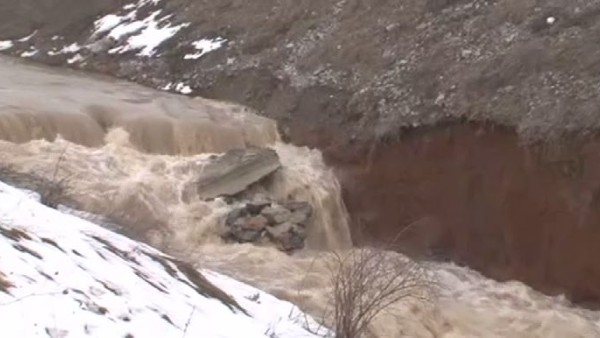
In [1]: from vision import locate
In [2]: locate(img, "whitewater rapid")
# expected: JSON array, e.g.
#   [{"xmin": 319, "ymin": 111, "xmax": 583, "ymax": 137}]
[{"xmin": 0, "ymin": 56, "xmax": 599, "ymax": 337}]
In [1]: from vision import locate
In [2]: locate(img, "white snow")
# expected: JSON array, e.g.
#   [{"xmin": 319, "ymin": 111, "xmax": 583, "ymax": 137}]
[
  {"xmin": 20, "ymin": 49, "xmax": 38, "ymax": 58},
  {"xmin": 174, "ymin": 82, "xmax": 193, "ymax": 94},
  {"xmin": 48, "ymin": 43, "xmax": 82, "ymax": 56},
  {"xmin": 161, "ymin": 82, "xmax": 193, "ymax": 94},
  {"xmin": 184, "ymin": 37, "xmax": 227, "ymax": 60},
  {"xmin": 0, "ymin": 40, "xmax": 13, "ymax": 51},
  {"xmin": 94, "ymin": 14, "xmax": 126, "ymax": 35},
  {"xmin": 67, "ymin": 53, "xmax": 84, "ymax": 64},
  {"xmin": 0, "ymin": 180, "xmax": 326, "ymax": 338},
  {"xmin": 107, "ymin": 18, "xmax": 146, "ymax": 41},
  {"xmin": 93, "ymin": 0, "xmax": 188, "ymax": 57},
  {"xmin": 124, "ymin": 11, "xmax": 188, "ymax": 56},
  {"xmin": 17, "ymin": 30, "xmax": 37, "ymax": 42}
]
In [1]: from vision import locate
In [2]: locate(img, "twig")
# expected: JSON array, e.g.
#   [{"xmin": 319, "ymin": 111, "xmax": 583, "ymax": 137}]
[{"xmin": 182, "ymin": 305, "xmax": 196, "ymax": 337}]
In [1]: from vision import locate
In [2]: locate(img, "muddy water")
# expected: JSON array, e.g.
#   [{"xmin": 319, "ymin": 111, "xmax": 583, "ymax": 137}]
[
  {"xmin": 1, "ymin": 57, "xmax": 600, "ymax": 337},
  {"xmin": 0, "ymin": 56, "xmax": 278, "ymax": 153}
]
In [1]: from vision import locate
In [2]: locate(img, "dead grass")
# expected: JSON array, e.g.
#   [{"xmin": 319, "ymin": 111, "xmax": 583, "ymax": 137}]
[
  {"xmin": 0, "ymin": 271, "xmax": 13, "ymax": 294},
  {"xmin": 41, "ymin": 237, "xmax": 65, "ymax": 252},
  {"xmin": 0, "ymin": 225, "xmax": 31, "ymax": 241},
  {"xmin": 90, "ymin": 235, "xmax": 140, "ymax": 265},
  {"xmin": 167, "ymin": 257, "xmax": 249, "ymax": 316},
  {"xmin": 0, "ymin": 149, "xmax": 72, "ymax": 210},
  {"xmin": 39, "ymin": 148, "xmax": 70, "ymax": 209},
  {"xmin": 12, "ymin": 243, "xmax": 43, "ymax": 260}
]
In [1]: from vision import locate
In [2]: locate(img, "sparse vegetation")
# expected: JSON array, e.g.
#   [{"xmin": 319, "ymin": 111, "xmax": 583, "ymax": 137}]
[
  {"xmin": 0, "ymin": 148, "xmax": 72, "ymax": 209},
  {"xmin": 324, "ymin": 248, "xmax": 432, "ymax": 338},
  {"xmin": 0, "ymin": 271, "xmax": 13, "ymax": 294},
  {"xmin": 39, "ymin": 148, "xmax": 70, "ymax": 209}
]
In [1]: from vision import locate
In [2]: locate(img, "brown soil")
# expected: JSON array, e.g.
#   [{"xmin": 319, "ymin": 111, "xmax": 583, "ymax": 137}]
[{"xmin": 311, "ymin": 121, "xmax": 600, "ymax": 307}]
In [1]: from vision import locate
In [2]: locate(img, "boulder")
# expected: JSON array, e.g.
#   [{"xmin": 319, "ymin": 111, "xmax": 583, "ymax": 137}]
[
  {"xmin": 194, "ymin": 148, "xmax": 281, "ymax": 200},
  {"xmin": 223, "ymin": 215, "xmax": 269, "ymax": 243},
  {"xmin": 261, "ymin": 205, "xmax": 292, "ymax": 225},
  {"xmin": 225, "ymin": 207, "xmax": 248, "ymax": 227},
  {"xmin": 266, "ymin": 222, "xmax": 307, "ymax": 252},
  {"xmin": 245, "ymin": 199, "xmax": 271, "ymax": 215},
  {"xmin": 243, "ymin": 215, "xmax": 269, "ymax": 231},
  {"xmin": 222, "ymin": 197, "xmax": 312, "ymax": 252},
  {"xmin": 225, "ymin": 225, "xmax": 262, "ymax": 243},
  {"xmin": 284, "ymin": 201, "xmax": 313, "ymax": 226}
]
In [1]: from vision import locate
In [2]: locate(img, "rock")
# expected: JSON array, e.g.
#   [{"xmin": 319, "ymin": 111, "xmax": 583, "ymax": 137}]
[
  {"xmin": 224, "ymin": 214, "xmax": 268, "ymax": 243},
  {"xmin": 266, "ymin": 222, "xmax": 307, "ymax": 252},
  {"xmin": 245, "ymin": 199, "xmax": 271, "ymax": 215},
  {"xmin": 229, "ymin": 227, "xmax": 262, "ymax": 243},
  {"xmin": 225, "ymin": 207, "xmax": 248, "ymax": 227},
  {"xmin": 194, "ymin": 148, "xmax": 281, "ymax": 200},
  {"xmin": 243, "ymin": 215, "xmax": 269, "ymax": 231},
  {"xmin": 284, "ymin": 201, "xmax": 313, "ymax": 226},
  {"xmin": 222, "ymin": 198, "xmax": 311, "ymax": 252},
  {"xmin": 265, "ymin": 222, "xmax": 293, "ymax": 237},
  {"xmin": 261, "ymin": 205, "xmax": 292, "ymax": 225}
]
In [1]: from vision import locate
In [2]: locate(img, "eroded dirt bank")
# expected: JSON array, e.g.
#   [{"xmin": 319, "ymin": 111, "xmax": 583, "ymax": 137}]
[{"xmin": 304, "ymin": 121, "xmax": 600, "ymax": 306}]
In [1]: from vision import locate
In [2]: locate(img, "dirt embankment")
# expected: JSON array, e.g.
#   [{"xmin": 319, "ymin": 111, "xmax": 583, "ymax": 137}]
[
  {"xmin": 3, "ymin": 0, "xmax": 600, "ymax": 306},
  {"xmin": 312, "ymin": 122, "xmax": 600, "ymax": 307}
]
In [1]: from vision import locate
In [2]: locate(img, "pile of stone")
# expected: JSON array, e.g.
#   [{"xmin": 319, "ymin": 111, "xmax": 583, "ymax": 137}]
[{"xmin": 222, "ymin": 199, "xmax": 313, "ymax": 252}]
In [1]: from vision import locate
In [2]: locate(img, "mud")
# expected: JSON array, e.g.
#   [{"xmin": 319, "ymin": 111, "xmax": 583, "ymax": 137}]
[{"xmin": 317, "ymin": 121, "xmax": 600, "ymax": 306}]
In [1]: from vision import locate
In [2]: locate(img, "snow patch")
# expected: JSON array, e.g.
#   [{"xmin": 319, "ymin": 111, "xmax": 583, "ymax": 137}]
[
  {"xmin": 17, "ymin": 30, "xmax": 37, "ymax": 42},
  {"xmin": 184, "ymin": 37, "xmax": 227, "ymax": 60},
  {"xmin": 67, "ymin": 53, "xmax": 84, "ymax": 64},
  {"xmin": 94, "ymin": 0, "xmax": 188, "ymax": 57},
  {"xmin": 94, "ymin": 14, "xmax": 125, "ymax": 35},
  {"xmin": 20, "ymin": 49, "xmax": 38, "ymax": 58},
  {"xmin": 162, "ymin": 82, "xmax": 193, "ymax": 94},
  {"xmin": 0, "ymin": 180, "xmax": 326, "ymax": 337},
  {"xmin": 0, "ymin": 40, "xmax": 13, "ymax": 51},
  {"xmin": 48, "ymin": 43, "xmax": 82, "ymax": 56},
  {"xmin": 122, "ymin": 12, "xmax": 188, "ymax": 56}
]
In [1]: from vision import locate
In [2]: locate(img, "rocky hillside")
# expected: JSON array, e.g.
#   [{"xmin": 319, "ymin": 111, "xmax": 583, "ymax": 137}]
[
  {"xmin": 2, "ymin": 0, "xmax": 600, "ymax": 143},
  {"xmin": 0, "ymin": 180, "xmax": 326, "ymax": 337}
]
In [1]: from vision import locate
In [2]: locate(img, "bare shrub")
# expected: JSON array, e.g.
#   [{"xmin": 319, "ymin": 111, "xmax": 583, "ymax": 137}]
[
  {"xmin": 0, "ymin": 148, "xmax": 71, "ymax": 209},
  {"xmin": 39, "ymin": 148, "xmax": 70, "ymax": 209},
  {"xmin": 0, "ymin": 270, "xmax": 13, "ymax": 294},
  {"xmin": 325, "ymin": 248, "xmax": 433, "ymax": 338}
]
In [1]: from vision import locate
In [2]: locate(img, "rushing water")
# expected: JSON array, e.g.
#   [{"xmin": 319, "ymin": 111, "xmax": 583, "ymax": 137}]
[{"xmin": 1, "ymin": 56, "xmax": 600, "ymax": 337}]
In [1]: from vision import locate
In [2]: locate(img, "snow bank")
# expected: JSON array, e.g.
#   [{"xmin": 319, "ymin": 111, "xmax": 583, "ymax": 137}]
[
  {"xmin": 0, "ymin": 41, "xmax": 13, "ymax": 51},
  {"xmin": 184, "ymin": 37, "xmax": 226, "ymax": 60},
  {"xmin": 93, "ymin": 0, "xmax": 188, "ymax": 56},
  {"xmin": 0, "ymin": 181, "xmax": 325, "ymax": 338}
]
